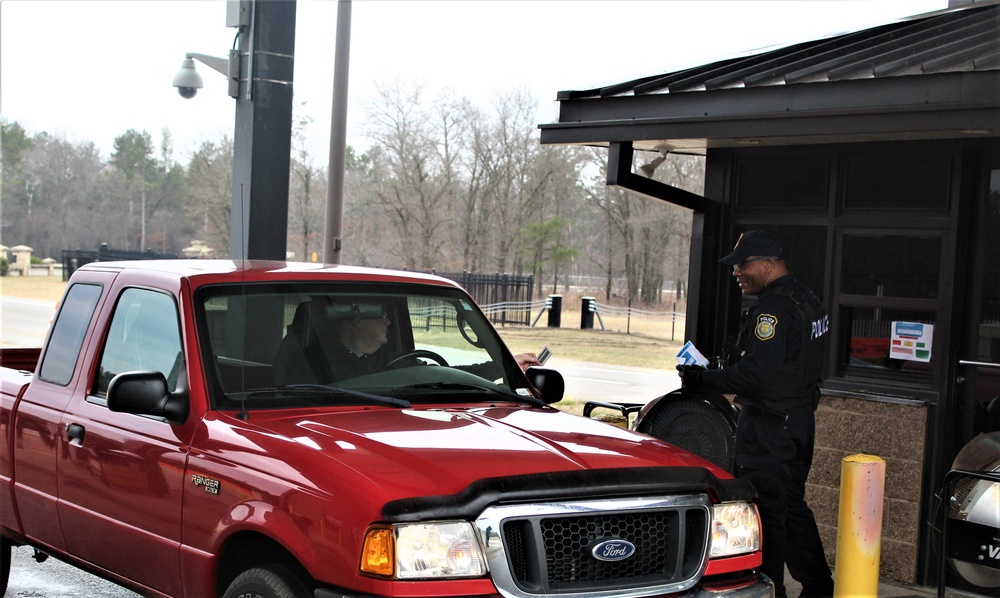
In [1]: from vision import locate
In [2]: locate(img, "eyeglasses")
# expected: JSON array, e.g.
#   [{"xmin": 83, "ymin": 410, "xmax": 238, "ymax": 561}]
[
  {"xmin": 732, "ymin": 256, "xmax": 772, "ymax": 271},
  {"xmin": 353, "ymin": 304, "xmax": 389, "ymax": 320},
  {"xmin": 327, "ymin": 301, "xmax": 389, "ymax": 320}
]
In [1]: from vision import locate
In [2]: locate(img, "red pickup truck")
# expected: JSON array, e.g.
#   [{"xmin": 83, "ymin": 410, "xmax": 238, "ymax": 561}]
[{"xmin": 0, "ymin": 260, "xmax": 771, "ymax": 598}]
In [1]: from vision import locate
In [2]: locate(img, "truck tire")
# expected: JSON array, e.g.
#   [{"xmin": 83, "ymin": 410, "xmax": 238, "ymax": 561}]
[
  {"xmin": 223, "ymin": 564, "xmax": 313, "ymax": 598},
  {"xmin": 0, "ymin": 537, "xmax": 10, "ymax": 596}
]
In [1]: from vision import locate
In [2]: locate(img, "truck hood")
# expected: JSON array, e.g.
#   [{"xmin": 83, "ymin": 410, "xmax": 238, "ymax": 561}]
[{"xmin": 239, "ymin": 405, "xmax": 723, "ymax": 504}]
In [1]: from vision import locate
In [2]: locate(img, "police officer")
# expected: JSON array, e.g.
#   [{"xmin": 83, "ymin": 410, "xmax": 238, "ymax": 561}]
[{"xmin": 678, "ymin": 230, "xmax": 834, "ymax": 597}]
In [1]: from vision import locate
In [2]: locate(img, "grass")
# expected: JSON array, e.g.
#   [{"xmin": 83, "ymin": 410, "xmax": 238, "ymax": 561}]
[
  {"xmin": 494, "ymin": 325, "xmax": 680, "ymax": 371},
  {"xmin": 1, "ymin": 276, "xmax": 68, "ymax": 302}
]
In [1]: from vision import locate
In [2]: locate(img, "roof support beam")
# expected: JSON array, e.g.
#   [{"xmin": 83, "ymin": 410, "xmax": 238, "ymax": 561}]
[{"xmin": 606, "ymin": 142, "xmax": 715, "ymax": 212}]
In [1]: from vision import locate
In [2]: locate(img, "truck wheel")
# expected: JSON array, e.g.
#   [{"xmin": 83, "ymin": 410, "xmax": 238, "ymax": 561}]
[
  {"xmin": 223, "ymin": 564, "xmax": 313, "ymax": 598},
  {"xmin": 1, "ymin": 538, "xmax": 11, "ymax": 596}
]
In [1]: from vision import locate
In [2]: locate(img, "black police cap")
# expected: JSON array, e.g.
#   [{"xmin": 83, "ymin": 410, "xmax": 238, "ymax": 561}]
[{"xmin": 719, "ymin": 230, "xmax": 784, "ymax": 265}]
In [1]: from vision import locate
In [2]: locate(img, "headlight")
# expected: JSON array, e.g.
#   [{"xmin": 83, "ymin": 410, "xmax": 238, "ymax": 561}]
[
  {"xmin": 361, "ymin": 522, "xmax": 487, "ymax": 579},
  {"xmin": 710, "ymin": 502, "xmax": 761, "ymax": 558}
]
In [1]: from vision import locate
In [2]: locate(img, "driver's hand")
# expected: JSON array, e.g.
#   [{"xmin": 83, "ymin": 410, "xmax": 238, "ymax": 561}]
[{"xmin": 514, "ymin": 353, "xmax": 541, "ymax": 371}]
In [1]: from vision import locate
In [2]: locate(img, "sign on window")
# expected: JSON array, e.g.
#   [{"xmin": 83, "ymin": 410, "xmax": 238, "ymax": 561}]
[{"xmin": 890, "ymin": 321, "xmax": 933, "ymax": 363}]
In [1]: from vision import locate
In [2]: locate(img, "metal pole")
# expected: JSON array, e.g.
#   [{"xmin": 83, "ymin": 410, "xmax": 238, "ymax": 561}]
[
  {"xmin": 627, "ymin": 297, "xmax": 632, "ymax": 334},
  {"xmin": 672, "ymin": 301, "xmax": 676, "ymax": 341},
  {"xmin": 834, "ymin": 454, "xmax": 885, "ymax": 597},
  {"xmin": 230, "ymin": 0, "xmax": 296, "ymax": 261},
  {"xmin": 324, "ymin": 0, "xmax": 351, "ymax": 264}
]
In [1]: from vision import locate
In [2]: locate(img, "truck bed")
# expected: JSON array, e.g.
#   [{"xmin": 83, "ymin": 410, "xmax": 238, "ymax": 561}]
[{"xmin": 0, "ymin": 348, "xmax": 41, "ymax": 373}]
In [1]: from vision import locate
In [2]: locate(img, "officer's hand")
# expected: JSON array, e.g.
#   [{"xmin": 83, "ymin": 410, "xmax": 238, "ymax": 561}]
[{"xmin": 676, "ymin": 365, "xmax": 705, "ymax": 391}]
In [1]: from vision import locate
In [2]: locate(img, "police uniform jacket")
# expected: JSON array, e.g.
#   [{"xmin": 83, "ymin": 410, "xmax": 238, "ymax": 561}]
[
  {"xmin": 700, "ymin": 274, "xmax": 828, "ymax": 468},
  {"xmin": 700, "ymin": 273, "xmax": 827, "ymax": 411}
]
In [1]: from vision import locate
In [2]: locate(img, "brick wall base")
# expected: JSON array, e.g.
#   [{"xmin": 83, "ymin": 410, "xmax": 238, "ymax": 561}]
[{"xmin": 809, "ymin": 393, "xmax": 928, "ymax": 583}]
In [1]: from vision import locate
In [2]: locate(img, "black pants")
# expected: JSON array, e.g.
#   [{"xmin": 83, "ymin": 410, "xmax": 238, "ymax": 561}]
[{"xmin": 736, "ymin": 406, "xmax": 834, "ymax": 598}]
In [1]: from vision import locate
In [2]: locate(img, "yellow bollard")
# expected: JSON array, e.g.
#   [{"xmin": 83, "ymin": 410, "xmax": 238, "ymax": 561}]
[{"xmin": 833, "ymin": 454, "xmax": 886, "ymax": 598}]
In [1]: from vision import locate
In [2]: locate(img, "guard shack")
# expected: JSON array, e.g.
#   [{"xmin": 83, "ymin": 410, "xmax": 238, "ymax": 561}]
[{"xmin": 540, "ymin": 0, "xmax": 1000, "ymax": 588}]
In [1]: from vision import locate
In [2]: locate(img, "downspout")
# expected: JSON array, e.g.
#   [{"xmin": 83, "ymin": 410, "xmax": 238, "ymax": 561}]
[
  {"xmin": 605, "ymin": 142, "xmax": 724, "ymax": 349},
  {"xmin": 605, "ymin": 142, "xmax": 713, "ymax": 212}
]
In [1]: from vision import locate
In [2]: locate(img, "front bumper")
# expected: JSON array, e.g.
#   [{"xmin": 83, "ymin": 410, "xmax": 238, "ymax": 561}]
[
  {"xmin": 687, "ymin": 571, "xmax": 773, "ymax": 597},
  {"xmin": 315, "ymin": 571, "xmax": 774, "ymax": 598}
]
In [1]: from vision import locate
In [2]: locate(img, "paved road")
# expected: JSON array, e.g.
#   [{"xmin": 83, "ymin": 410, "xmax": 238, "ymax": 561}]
[
  {"xmin": 549, "ymin": 356, "xmax": 678, "ymax": 407},
  {"xmin": 0, "ymin": 296, "xmax": 54, "ymax": 348},
  {"xmin": 8, "ymin": 545, "xmax": 140, "ymax": 597}
]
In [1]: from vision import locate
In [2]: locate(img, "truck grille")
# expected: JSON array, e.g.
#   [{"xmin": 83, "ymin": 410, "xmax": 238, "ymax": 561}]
[{"xmin": 477, "ymin": 496, "xmax": 711, "ymax": 598}]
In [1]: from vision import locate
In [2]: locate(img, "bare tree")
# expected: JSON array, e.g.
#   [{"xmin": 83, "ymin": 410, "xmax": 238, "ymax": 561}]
[
  {"xmin": 288, "ymin": 109, "xmax": 327, "ymax": 261},
  {"xmin": 185, "ymin": 137, "xmax": 234, "ymax": 255},
  {"xmin": 482, "ymin": 88, "xmax": 551, "ymax": 273},
  {"xmin": 364, "ymin": 81, "xmax": 463, "ymax": 269},
  {"xmin": 15, "ymin": 133, "xmax": 105, "ymax": 258},
  {"xmin": 527, "ymin": 144, "xmax": 588, "ymax": 290},
  {"xmin": 360, "ymin": 83, "xmax": 589, "ymax": 278},
  {"xmin": 342, "ymin": 146, "xmax": 395, "ymax": 266},
  {"xmin": 654, "ymin": 153, "xmax": 700, "ymax": 299},
  {"xmin": 2, "ymin": 99, "xmax": 698, "ymax": 295},
  {"xmin": 0, "ymin": 119, "xmax": 34, "ymax": 250},
  {"xmin": 454, "ymin": 102, "xmax": 495, "ymax": 272},
  {"xmin": 127, "ymin": 128, "xmax": 189, "ymax": 254},
  {"xmin": 110, "ymin": 129, "xmax": 158, "ymax": 250},
  {"xmin": 582, "ymin": 148, "xmax": 699, "ymax": 305}
]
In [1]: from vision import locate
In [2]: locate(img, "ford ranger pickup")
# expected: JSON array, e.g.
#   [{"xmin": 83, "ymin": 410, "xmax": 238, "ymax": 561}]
[{"xmin": 0, "ymin": 260, "xmax": 771, "ymax": 598}]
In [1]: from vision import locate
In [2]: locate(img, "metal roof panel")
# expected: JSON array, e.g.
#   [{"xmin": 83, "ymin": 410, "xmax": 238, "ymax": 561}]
[{"xmin": 563, "ymin": 2, "xmax": 1000, "ymax": 99}]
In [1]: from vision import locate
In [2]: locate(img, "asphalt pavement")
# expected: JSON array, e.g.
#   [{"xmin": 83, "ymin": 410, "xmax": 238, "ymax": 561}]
[
  {"xmin": 782, "ymin": 566, "xmax": 939, "ymax": 597},
  {"xmin": 0, "ymin": 295, "xmax": 54, "ymax": 348},
  {"xmin": 7, "ymin": 545, "xmax": 140, "ymax": 597},
  {"xmin": 547, "ymin": 355, "xmax": 680, "ymax": 406}
]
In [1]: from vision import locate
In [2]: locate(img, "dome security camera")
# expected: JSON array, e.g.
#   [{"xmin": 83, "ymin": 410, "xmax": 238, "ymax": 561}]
[{"xmin": 172, "ymin": 57, "xmax": 204, "ymax": 99}]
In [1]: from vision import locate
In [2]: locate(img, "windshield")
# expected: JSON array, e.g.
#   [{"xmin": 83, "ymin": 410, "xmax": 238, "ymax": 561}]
[{"xmin": 196, "ymin": 282, "xmax": 529, "ymax": 410}]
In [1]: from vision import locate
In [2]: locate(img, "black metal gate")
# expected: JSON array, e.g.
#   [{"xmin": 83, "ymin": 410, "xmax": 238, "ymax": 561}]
[
  {"xmin": 62, "ymin": 244, "xmax": 178, "ymax": 280},
  {"xmin": 437, "ymin": 271, "xmax": 535, "ymax": 327}
]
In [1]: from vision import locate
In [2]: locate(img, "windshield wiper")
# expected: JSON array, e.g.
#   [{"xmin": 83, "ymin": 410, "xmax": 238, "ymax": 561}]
[
  {"xmin": 398, "ymin": 382, "xmax": 545, "ymax": 407},
  {"xmin": 240, "ymin": 384, "xmax": 410, "ymax": 408}
]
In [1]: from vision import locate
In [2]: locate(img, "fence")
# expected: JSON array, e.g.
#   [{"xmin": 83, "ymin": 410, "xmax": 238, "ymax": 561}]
[
  {"xmin": 62, "ymin": 244, "xmax": 178, "ymax": 281},
  {"xmin": 515, "ymin": 295, "xmax": 687, "ymax": 340},
  {"xmin": 589, "ymin": 299, "xmax": 686, "ymax": 340},
  {"xmin": 435, "ymin": 271, "xmax": 535, "ymax": 327}
]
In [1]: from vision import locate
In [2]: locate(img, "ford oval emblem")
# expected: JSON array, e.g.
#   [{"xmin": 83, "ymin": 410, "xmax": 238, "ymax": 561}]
[{"xmin": 591, "ymin": 539, "xmax": 636, "ymax": 562}]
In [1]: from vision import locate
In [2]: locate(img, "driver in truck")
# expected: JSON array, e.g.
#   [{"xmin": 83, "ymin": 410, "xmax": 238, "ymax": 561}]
[
  {"xmin": 273, "ymin": 297, "xmax": 396, "ymax": 384},
  {"xmin": 325, "ymin": 299, "xmax": 395, "ymax": 380},
  {"xmin": 274, "ymin": 297, "xmax": 540, "ymax": 385}
]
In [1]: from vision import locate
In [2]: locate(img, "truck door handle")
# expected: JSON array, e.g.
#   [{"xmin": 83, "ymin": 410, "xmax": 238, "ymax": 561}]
[{"xmin": 66, "ymin": 423, "xmax": 85, "ymax": 442}]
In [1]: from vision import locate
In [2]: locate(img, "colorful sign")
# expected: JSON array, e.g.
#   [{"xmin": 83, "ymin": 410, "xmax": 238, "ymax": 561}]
[{"xmin": 890, "ymin": 321, "xmax": 933, "ymax": 362}]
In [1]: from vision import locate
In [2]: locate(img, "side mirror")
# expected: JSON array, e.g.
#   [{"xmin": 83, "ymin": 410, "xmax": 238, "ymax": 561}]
[
  {"xmin": 525, "ymin": 366, "xmax": 564, "ymax": 405},
  {"xmin": 107, "ymin": 371, "xmax": 189, "ymax": 424}
]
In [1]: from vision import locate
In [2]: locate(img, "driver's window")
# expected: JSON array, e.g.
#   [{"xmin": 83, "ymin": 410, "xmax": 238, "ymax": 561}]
[{"xmin": 97, "ymin": 289, "xmax": 184, "ymax": 395}]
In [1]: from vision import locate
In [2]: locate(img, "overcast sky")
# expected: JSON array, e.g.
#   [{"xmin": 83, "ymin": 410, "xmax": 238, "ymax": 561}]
[{"xmin": 1, "ymin": 0, "xmax": 949, "ymax": 164}]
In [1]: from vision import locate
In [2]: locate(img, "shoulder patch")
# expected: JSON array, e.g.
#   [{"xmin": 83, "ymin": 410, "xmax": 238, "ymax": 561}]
[{"xmin": 755, "ymin": 314, "xmax": 778, "ymax": 340}]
